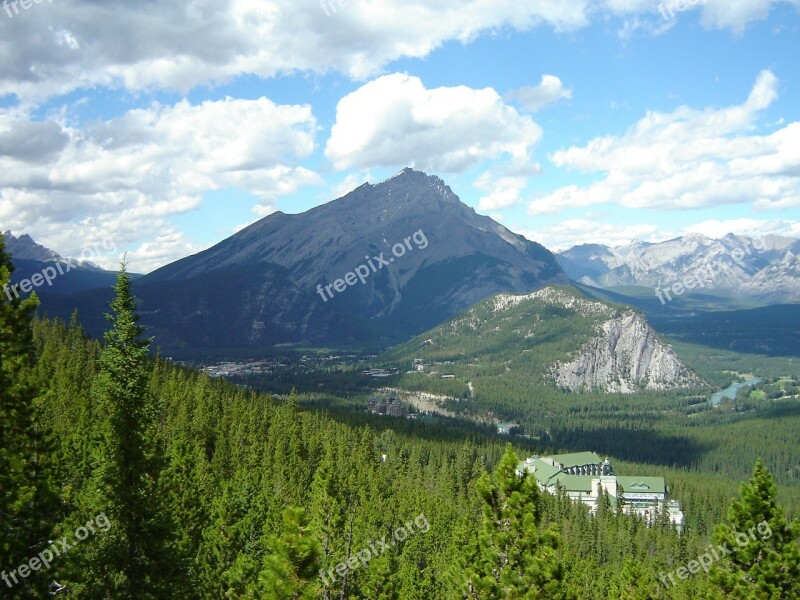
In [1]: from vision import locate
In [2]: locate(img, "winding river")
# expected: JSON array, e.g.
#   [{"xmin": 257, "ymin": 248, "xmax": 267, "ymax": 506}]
[{"xmin": 709, "ymin": 378, "xmax": 762, "ymax": 405}]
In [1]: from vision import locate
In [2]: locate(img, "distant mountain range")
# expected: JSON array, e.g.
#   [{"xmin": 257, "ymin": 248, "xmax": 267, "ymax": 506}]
[
  {"xmin": 5, "ymin": 174, "xmax": 800, "ymax": 358},
  {"xmin": 3, "ymin": 231, "xmax": 62, "ymax": 262},
  {"xmin": 14, "ymin": 169, "xmax": 567, "ymax": 353},
  {"xmin": 1, "ymin": 231, "xmax": 122, "ymax": 296},
  {"xmin": 558, "ymin": 234, "xmax": 800, "ymax": 304}
]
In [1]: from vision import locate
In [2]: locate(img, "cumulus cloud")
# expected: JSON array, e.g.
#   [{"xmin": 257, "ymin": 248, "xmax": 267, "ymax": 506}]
[
  {"xmin": 475, "ymin": 173, "xmax": 528, "ymax": 211},
  {"xmin": 516, "ymin": 219, "xmax": 668, "ymax": 252},
  {"xmin": 325, "ymin": 73, "xmax": 542, "ymax": 173},
  {"xmin": 683, "ymin": 218, "xmax": 800, "ymax": 240},
  {"xmin": 602, "ymin": 0, "xmax": 800, "ymax": 33},
  {"xmin": 0, "ymin": 96, "xmax": 321, "ymax": 271},
  {"xmin": 697, "ymin": 0, "xmax": 800, "ymax": 33},
  {"xmin": 0, "ymin": 1, "xmax": 794, "ymax": 102},
  {"xmin": 506, "ymin": 74, "xmax": 572, "ymax": 112},
  {"xmin": 528, "ymin": 70, "xmax": 799, "ymax": 215},
  {"xmin": 517, "ymin": 216, "xmax": 800, "ymax": 253},
  {"xmin": 0, "ymin": 0, "xmax": 593, "ymax": 101},
  {"xmin": 330, "ymin": 172, "xmax": 373, "ymax": 200}
]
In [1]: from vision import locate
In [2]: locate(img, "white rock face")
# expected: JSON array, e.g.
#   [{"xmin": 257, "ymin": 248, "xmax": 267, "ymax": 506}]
[
  {"xmin": 491, "ymin": 287, "xmax": 615, "ymax": 317},
  {"xmin": 552, "ymin": 311, "xmax": 703, "ymax": 393}
]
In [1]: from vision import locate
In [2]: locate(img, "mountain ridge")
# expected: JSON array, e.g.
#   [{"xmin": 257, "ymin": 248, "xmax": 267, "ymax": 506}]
[
  {"xmin": 1, "ymin": 231, "xmax": 122, "ymax": 295},
  {"xmin": 28, "ymin": 169, "xmax": 568, "ymax": 353},
  {"xmin": 558, "ymin": 234, "xmax": 800, "ymax": 303},
  {"xmin": 385, "ymin": 285, "xmax": 704, "ymax": 396}
]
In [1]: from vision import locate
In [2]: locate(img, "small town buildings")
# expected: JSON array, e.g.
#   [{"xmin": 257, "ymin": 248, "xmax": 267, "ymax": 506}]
[
  {"xmin": 517, "ymin": 452, "xmax": 684, "ymax": 531},
  {"xmin": 360, "ymin": 368, "xmax": 393, "ymax": 378},
  {"xmin": 367, "ymin": 395, "xmax": 408, "ymax": 417}
]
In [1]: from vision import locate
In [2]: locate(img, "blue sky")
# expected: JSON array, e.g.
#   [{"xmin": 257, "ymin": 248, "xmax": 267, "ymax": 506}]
[{"xmin": 0, "ymin": 0, "xmax": 798, "ymax": 272}]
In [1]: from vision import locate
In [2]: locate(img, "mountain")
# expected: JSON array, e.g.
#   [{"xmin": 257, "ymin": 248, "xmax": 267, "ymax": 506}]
[
  {"xmin": 37, "ymin": 169, "xmax": 567, "ymax": 353},
  {"xmin": 385, "ymin": 285, "xmax": 704, "ymax": 394},
  {"xmin": 3, "ymin": 230, "xmax": 61, "ymax": 262},
  {"xmin": 39, "ymin": 262, "xmax": 389, "ymax": 356},
  {"xmin": 1, "ymin": 231, "xmax": 122, "ymax": 296},
  {"xmin": 558, "ymin": 234, "xmax": 800, "ymax": 304}
]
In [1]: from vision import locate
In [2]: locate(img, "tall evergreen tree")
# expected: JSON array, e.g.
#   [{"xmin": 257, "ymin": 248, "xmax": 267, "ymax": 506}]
[
  {"xmin": 248, "ymin": 506, "xmax": 321, "ymax": 600},
  {"xmin": 462, "ymin": 444, "xmax": 568, "ymax": 599},
  {"xmin": 0, "ymin": 236, "xmax": 58, "ymax": 598},
  {"xmin": 606, "ymin": 558, "xmax": 655, "ymax": 600},
  {"xmin": 76, "ymin": 263, "xmax": 170, "ymax": 598},
  {"xmin": 711, "ymin": 459, "xmax": 800, "ymax": 599},
  {"xmin": 310, "ymin": 449, "xmax": 347, "ymax": 600}
]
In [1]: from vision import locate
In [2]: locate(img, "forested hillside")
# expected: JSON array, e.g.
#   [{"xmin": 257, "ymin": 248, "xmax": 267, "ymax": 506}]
[{"xmin": 2, "ymin": 243, "xmax": 800, "ymax": 598}]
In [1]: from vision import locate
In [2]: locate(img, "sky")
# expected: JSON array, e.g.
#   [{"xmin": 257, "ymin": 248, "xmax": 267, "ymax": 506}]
[{"xmin": 0, "ymin": 0, "xmax": 798, "ymax": 273}]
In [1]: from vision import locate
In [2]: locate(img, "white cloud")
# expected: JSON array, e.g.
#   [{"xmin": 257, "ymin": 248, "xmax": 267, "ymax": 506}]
[
  {"xmin": 0, "ymin": 0, "xmax": 593, "ymax": 102},
  {"xmin": 698, "ymin": 0, "xmax": 800, "ymax": 34},
  {"xmin": 0, "ymin": 1, "xmax": 794, "ymax": 102},
  {"xmin": 602, "ymin": 0, "xmax": 800, "ymax": 33},
  {"xmin": 325, "ymin": 73, "xmax": 542, "ymax": 173},
  {"xmin": 506, "ymin": 74, "xmax": 572, "ymax": 112},
  {"xmin": 516, "ymin": 217, "xmax": 800, "ymax": 253},
  {"xmin": 516, "ymin": 219, "xmax": 668, "ymax": 252},
  {"xmin": 330, "ymin": 171, "xmax": 373, "ymax": 200},
  {"xmin": 528, "ymin": 70, "xmax": 800, "ymax": 215},
  {"xmin": 122, "ymin": 231, "xmax": 210, "ymax": 275},
  {"xmin": 475, "ymin": 173, "xmax": 528, "ymax": 211},
  {"xmin": 683, "ymin": 218, "xmax": 800, "ymax": 240},
  {"xmin": 603, "ymin": 0, "xmax": 658, "ymax": 13},
  {"xmin": 0, "ymin": 96, "xmax": 321, "ymax": 271}
]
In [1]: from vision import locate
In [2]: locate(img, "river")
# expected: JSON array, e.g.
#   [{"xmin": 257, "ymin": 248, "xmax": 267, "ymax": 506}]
[{"xmin": 709, "ymin": 378, "xmax": 762, "ymax": 405}]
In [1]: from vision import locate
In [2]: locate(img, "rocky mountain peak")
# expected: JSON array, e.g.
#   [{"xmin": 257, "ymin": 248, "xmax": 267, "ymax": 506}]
[
  {"xmin": 359, "ymin": 167, "xmax": 462, "ymax": 212},
  {"xmin": 2, "ymin": 230, "xmax": 62, "ymax": 262},
  {"xmin": 117, "ymin": 171, "xmax": 566, "ymax": 351}
]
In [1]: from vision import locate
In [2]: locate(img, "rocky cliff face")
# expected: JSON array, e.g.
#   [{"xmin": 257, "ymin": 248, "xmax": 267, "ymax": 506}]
[{"xmin": 552, "ymin": 311, "xmax": 703, "ymax": 393}]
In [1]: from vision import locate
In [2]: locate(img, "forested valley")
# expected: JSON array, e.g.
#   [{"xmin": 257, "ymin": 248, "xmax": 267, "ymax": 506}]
[{"xmin": 2, "ymin": 244, "xmax": 800, "ymax": 598}]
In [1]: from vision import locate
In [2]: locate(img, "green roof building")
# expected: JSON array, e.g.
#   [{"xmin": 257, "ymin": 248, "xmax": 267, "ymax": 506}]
[{"xmin": 517, "ymin": 453, "xmax": 683, "ymax": 531}]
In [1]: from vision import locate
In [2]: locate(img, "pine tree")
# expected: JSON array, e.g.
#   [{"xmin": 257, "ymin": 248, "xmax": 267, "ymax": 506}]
[
  {"xmin": 75, "ymin": 263, "xmax": 171, "ymax": 598},
  {"xmin": 310, "ymin": 450, "xmax": 347, "ymax": 600},
  {"xmin": 606, "ymin": 558, "xmax": 655, "ymax": 600},
  {"xmin": 248, "ymin": 506, "xmax": 321, "ymax": 599},
  {"xmin": 711, "ymin": 459, "xmax": 800, "ymax": 599},
  {"xmin": 462, "ymin": 444, "xmax": 568, "ymax": 599},
  {"xmin": 0, "ymin": 236, "xmax": 58, "ymax": 598}
]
